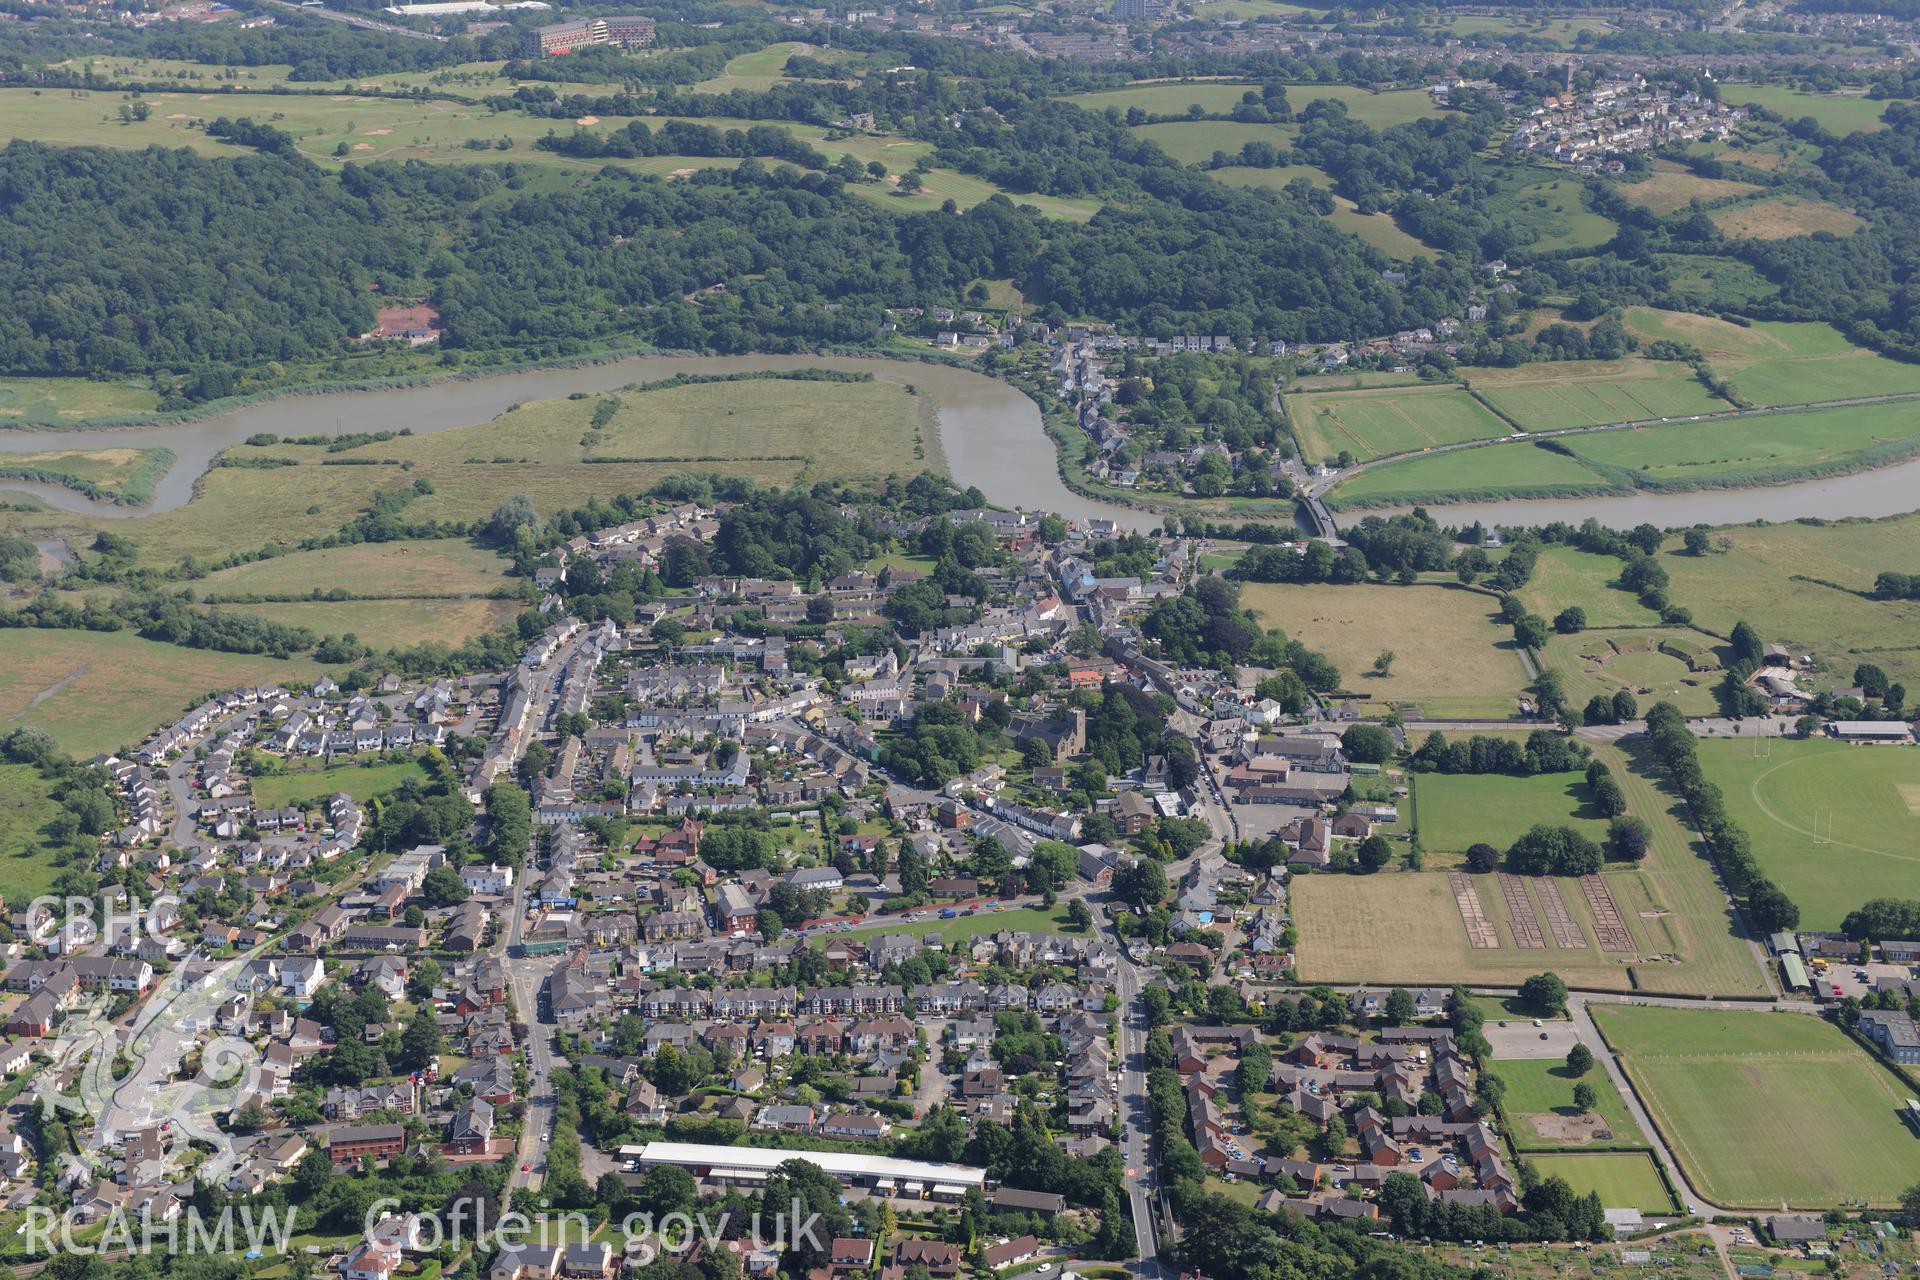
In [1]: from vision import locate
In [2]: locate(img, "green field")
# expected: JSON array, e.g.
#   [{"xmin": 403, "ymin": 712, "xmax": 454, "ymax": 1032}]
[
  {"xmin": 1653, "ymin": 255, "xmax": 1778, "ymax": 309},
  {"xmin": 1594, "ymin": 1005, "xmax": 1920, "ymax": 1207},
  {"xmin": 1467, "ymin": 360, "xmax": 1732, "ymax": 431},
  {"xmin": 1709, "ymin": 194, "xmax": 1866, "ymax": 241},
  {"xmin": 1722, "ymin": 349, "xmax": 1920, "ymax": 407},
  {"xmin": 693, "ymin": 41, "xmax": 811, "ymax": 92},
  {"xmin": 1620, "ymin": 160, "xmax": 1763, "ymax": 215},
  {"xmin": 1491, "ymin": 1055, "xmax": 1647, "ymax": 1150},
  {"xmin": 1719, "ymin": 84, "xmax": 1894, "ymax": 135},
  {"xmin": 852, "ymin": 903, "xmax": 1077, "ymax": 943},
  {"xmin": 1286, "ymin": 384, "xmax": 1512, "ymax": 463},
  {"xmin": 1514, "ymin": 547, "xmax": 1662, "ymax": 628},
  {"xmin": 1211, "ymin": 164, "xmax": 1336, "ymax": 193},
  {"xmin": 1695, "ymin": 737, "xmax": 1920, "ymax": 930},
  {"xmin": 1242, "ymin": 581, "xmax": 1531, "ymax": 718},
  {"xmin": 1540, "ymin": 629, "xmax": 1725, "ymax": 720},
  {"xmin": 1328, "ymin": 440, "xmax": 1614, "ymax": 507},
  {"xmin": 1327, "ymin": 197, "xmax": 1436, "ymax": 259},
  {"xmin": 1656, "ymin": 513, "xmax": 1920, "ymax": 690},
  {"xmin": 1415, "ymin": 771, "xmax": 1612, "ymax": 855},
  {"xmin": 0, "ymin": 377, "xmax": 160, "ymax": 424},
  {"xmin": 0, "ymin": 763, "xmax": 69, "ymax": 900},
  {"xmin": 1620, "ymin": 309, "xmax": 1823, "ymax": 361},
  {"xmin": 1132, "ymin": 120, "xmax": 1292, "ymax": 164},
  {"xmin": 1491, "ymin": 173, "xmax": 1617, "ymax": 252},
  {"xmin": 851, "ymin": 168, "xmax": 1104, "ymax": 221},
  {"xmin": 1524, "ymin": 1153, "xmax": 1675, "ymax": 1211},
  {"xmin": 1071, "ymin": 81, "xmax": 1437, "ymax": 128},
  {"xmin": 251, "ymin": 760, "xmax": 428, "ymax": 809},
  {"xmin": 0, "ymin": 628, "xmax": 331, "ymax": 756}
]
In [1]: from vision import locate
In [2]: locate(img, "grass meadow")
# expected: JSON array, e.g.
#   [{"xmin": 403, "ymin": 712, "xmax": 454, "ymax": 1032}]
[
  {"xmin": 1414, "ymin": 771, "xmax": 1612, "ymax": 855},
  {"xmin": 1327, "ymin": 440, "xmax": 1615, "ymax": 507},
  {"xmin": 1594, "ymin": 1004, "xmax": 1920, "ymax": 1207},
  {"xmin": 1241, "ymin": 581, "xmax": 1530, "ymax": 718},
  {"xmin": 1708, "ymin": 194, "xmax": 1866, "ymax": 241},
  {"xmin": 1694, "ymin": 736, "xmax": 1920, "ymax": 930},
  {"xmin": 1656, "ymin": 513, "xmax": 1920, "ymax": 689},
  {"xmin": 251, "ymin": 759, "xmax": 429, "ymax": 808},
  {"xmin": 1513, "ymin": 546, "xmax": 1663, "ymax": 628},
  {"xmin": 0, "ymin": 628, "xmax": 330, "ymax": 756},
  {"xmin": 0, "ymin": 763, "xmax": 71, "ymax": 900},
  {"xmin": 1071, "ymin": 80, "xmax": 1437, "ymax": 127},
  {"xmin": 1618, "ymin": 160, "xmax": 1762, "ymax": 215},
  {"xmin": 195, "ymin": 539, "xmax": 514, "ymax": 599}
]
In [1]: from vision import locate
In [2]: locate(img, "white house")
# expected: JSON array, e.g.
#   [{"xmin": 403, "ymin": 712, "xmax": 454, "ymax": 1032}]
[
  {"xmin": 460, "ymin": 863, "xmax": 515, "ymax": 895},
  {"xmin": 282, "ymin": 956, "xmax": 326, "ymax": 1001}
]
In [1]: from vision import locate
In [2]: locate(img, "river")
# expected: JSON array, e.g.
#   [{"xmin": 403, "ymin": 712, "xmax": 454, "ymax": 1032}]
[{"xmin": 3, "ymin": 354, "xmax": 1919, "ymax": 532}]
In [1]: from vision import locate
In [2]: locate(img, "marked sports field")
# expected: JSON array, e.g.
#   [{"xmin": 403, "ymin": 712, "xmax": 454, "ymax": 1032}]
[
  {"xmin": 1594, "ymin": 1005, "xmax": 1920, "ymax": 1207},
  {"xmin": 1695, "ymin": 736, "xmax": 1920, "ymax": 930},
  {"xmin": 1285, "ymin": 384, "xmax": 1510, "ymax": 462}
]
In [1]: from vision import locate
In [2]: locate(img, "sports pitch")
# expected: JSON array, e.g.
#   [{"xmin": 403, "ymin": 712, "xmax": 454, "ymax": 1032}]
[
  {"xmin": 1694, "ymin": 737, "xmax": 1920, "ymax": 930},
  {"xmin": 1285, "ymin": 384, "xmax": 1512, "ymax": 462},
  {"xmin": 1594, "ymin": 1005, "xmax": 1920, "ymax": 1207}
]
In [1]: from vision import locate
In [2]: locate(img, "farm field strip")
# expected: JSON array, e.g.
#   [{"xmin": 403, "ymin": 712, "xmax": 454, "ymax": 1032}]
[
  {"xmin": 1450, "ymin": 871, "xmax": 1499, "ymax": 948},
  {"xmin": 1581, "ymin": 876, "xmax": 1634, "ymax": 952},
  {"xmin": 1499, "ymin": 873, "xmax": 1548, "ymax": 948},
  {"xmin": 1534, "ymin": 877, "xmax": 1589, "ymax": 948}
]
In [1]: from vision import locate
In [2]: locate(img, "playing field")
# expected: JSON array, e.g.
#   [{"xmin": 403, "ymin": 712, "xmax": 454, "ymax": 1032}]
[
  {"xmin": 1286, "ymin": 384, "xmax": 1511, "ymax": 463},
  {"xmin": 1524, "ymin": 1153, "xmax": 1675, "ymax": 1211},
  {"xmin": 251, "ymin": 759, "xmax": 429, "ymax": 809},
  {"xmin": 0, "ymin": 628, "xmax": 330, "ymax": 756},
  {"xmin": 1594, "ymin": 1005, "xmax": 1920, "ymax": 1207},
  {"xmin": 1718, "ymin": 84, "xmax": 1894, "ymax": 135},
  {"xmin": 1657, "ymin": 512, "xmax": 1920, "ymax": 689},
  {"xmin": 1709, "ymin": 195, "xmax": 1866, "ymax": 241},
  {"xmin": 1540, "ymin": 629, "xmax": 1724, "ymax": 719},
  {"xmin": 1491, "ymin": 1056, "xmax": 1647, "ymax": 1150},
  {"xmin": 1466, "ymin": 360, "xmax": 1732, "ymax": 431},
  {"xmin": 1619, "ymin": 161, "xmax": 1762, "ymax": 215},
  {"xmin": 1293, "ymin": 741, "xmax": 1770, "ymax": 998},
  {"xmin": 1327, "ymin": 440, "xmax": 1616, "ymax": 507},
  {"xmin": 1514, "ymin": 546, "xmax": 1662, "ymax": 629},
  {"xmin": 1240, "ymin": 582, "xmax": 1530, "ymax": 718},
  {"xmin": 1695, "ymin": 737, "xmax": 1920, "ymax": 930},
  {"xmin": 1415, "ymin": 772, "xmax": 1612, "ymax": 856}
]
